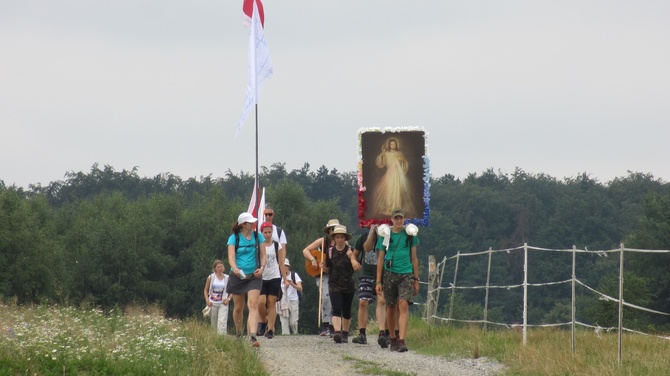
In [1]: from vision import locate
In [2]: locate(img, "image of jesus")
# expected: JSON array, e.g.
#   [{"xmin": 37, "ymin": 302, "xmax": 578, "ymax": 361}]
[{"xmin": 371, "ymin": 138, "xmax": 416, "ymax": 218}]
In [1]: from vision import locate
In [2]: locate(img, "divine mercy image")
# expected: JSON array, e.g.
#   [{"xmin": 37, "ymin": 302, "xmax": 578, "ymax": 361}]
[{"xmin": 360, "ymin": 129, "xmax": 426, "ymax": 221}]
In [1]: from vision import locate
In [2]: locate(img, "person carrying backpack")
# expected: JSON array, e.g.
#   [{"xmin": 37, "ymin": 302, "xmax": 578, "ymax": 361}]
[
  {"xmin": 351, "ymin": 224, "xmax": 389, "ymax": 347},
  {"xmin": 277, "ymin": 258, "xmax": 302, "ymax": 334},
  {"xmin": 257, "ymin": 204, "xmax": 289, "ymax": 336},
  {"xmin": 375, "ymin": 209, "xmax": 419, "ymax": 353},
  {"xmin": 226, "ymin": 212, "xmax": 267, "ymax": 347},
  {"xmin": 257, "ymin": 221, "xmax": 287, "ymax": 339}
]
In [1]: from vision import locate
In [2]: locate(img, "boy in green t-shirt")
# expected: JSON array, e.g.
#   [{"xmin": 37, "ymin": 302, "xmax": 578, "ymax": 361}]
[{"xmin": 375, "ymin": 209, "xmax": 419, "ymax": 353}]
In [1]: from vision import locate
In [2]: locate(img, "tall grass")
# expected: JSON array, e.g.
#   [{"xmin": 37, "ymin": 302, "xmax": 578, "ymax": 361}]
[
  {"xmin": 4, "ymin": 305, "xmax": 668, "ymax": 375},
  {"xmin": 0, "ymin": 304, "xmax": 267, "ymax": 376},
  {"xmin": 407, "ymin": 317, "xmax": 670, "ymax": 375}
]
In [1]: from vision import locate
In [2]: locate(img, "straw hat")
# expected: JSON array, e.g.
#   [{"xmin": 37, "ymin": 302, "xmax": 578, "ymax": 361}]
[
  {"xmin": 328, "ymin": 225, "xmax": 352, "ymax": 241},
  {"xmin": 323, "ymin": 218, "xmax": 340, "ymax": 233}
]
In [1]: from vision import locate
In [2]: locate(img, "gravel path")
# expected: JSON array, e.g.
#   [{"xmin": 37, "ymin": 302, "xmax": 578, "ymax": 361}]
[{"xmin": 256, "ymin": 334, "xmax": 504, "ymax": 376}]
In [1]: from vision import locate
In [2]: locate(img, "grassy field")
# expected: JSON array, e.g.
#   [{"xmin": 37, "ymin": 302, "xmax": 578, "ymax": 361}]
[
  {"xmin": 2, "ymin": 304, "xmax": 669, "ymax": 375},
  {"xmin": 0, "ymin": 304, "xmax": 267, "ymax": 376},
  {"xmin": 407, "ymin": 317, "xmax": 670, "ymax": 376}
]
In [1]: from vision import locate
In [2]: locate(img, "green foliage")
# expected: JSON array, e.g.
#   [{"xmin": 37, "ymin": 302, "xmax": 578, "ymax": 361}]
[
  {"xmin": 2, "ymin": 164, "xmax": 670, "ymax": 332},
  {"xmin": 583, "ymin": 271, "xmax": 654, "ymax": 330}
]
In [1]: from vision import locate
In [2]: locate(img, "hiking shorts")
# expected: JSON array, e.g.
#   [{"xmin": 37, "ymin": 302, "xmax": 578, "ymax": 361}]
[{"xmin": 382, "ymin": 270, "xmax": 413, "ymax": 307}]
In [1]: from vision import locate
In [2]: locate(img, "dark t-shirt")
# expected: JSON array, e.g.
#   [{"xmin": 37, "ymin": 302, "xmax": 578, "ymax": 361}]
[
  {"xmin": 354, "ymin": 232, "xmax": 379, "ymax": 277},
  {"xmin": 325, "ymin": 244, "xmax": 355, "ymax": 293}
]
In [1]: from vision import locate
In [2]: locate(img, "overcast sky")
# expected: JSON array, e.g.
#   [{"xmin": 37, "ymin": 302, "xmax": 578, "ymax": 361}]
[{"xmin": 2, "ymin": 0, "xmax": 669, "ymax": 189}]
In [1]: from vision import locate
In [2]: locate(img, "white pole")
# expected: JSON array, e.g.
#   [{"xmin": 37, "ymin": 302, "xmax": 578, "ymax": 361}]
[
  {"xmin": 618, "ymin": 243, "xmax": 624, "ymax": 365},
  {"xmin": 484, "ymin": 247, "xmax": 493, "ymax": 332},
  {"xmin": 523, "ymin": 243, "xmax": 528, "ymax": 347},
  {"xmin": 571, "ymin": 245, "xmax": 576, "ymax": 354},
  {"xmin": 448, "ymin": 251, "xmax": 460, "ymax": 325}
]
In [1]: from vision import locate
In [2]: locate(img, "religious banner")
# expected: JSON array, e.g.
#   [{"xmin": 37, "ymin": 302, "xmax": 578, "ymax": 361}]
[{"xmin": 357, "ymin": 127, "xmax": 430, "ymax": 228}]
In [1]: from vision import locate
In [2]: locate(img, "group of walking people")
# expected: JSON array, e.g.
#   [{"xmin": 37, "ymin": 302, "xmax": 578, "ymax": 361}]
[
  {"xmin": 204, "ymin": 205, "xmax": 419, "ymax": 352},
  {"xmin": 203, "ymin": 205, "xmax": 301, "ymax": 347}
]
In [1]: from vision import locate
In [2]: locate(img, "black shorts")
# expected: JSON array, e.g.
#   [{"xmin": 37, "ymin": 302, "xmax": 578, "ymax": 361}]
[{"xmin": 260, "ymin": 278, "xmax": 282, "ymax": 296}]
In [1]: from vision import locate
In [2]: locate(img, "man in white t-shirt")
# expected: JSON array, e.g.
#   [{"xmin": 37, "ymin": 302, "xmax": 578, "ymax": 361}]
[{"xmin": 278, "ymin": 258, "xmax": 302, "ymax": 334}]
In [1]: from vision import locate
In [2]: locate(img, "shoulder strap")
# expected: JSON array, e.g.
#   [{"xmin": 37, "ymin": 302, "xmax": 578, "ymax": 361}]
[
  {"xmin": 254, "ymin": 231, "xmax": 261, "ymax": 269},
  {"xmin": 290, "ymin": 270, "xmax": 296, "ymax": 282},
  {"xmin": 406, "ymin": 234, "xmax": 414, "ymax": 263},
  {"xmin": 235, "ymin": 232, "xmax": 240, "ymax": 252}
]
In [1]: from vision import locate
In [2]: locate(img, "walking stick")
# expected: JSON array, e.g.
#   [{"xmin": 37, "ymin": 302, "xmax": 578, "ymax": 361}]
[{"xmin": 317, "ymin": 237, "xmax": 325, "ymax": 328}]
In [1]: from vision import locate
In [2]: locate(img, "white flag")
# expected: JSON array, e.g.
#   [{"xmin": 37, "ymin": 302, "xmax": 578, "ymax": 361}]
[{"xmin": 236, "ymin": 0, "xmax": 273, "ymax": 136}]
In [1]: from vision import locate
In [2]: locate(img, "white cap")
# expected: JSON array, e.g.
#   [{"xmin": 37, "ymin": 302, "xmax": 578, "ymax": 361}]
[
  {"xmin": 237, "ymin": 212, "xmax": 258, "ymax": 225},
  {"xmin": 284, "ymin": 259, "xmax": 291, "ymax": 266}
]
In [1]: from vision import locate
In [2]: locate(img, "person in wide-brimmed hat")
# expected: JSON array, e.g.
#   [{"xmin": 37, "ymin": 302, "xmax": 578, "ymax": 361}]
[
  {"xmin": 320, "ymin": 224, "xmax": 361, "ymax": 343},
  {"xmin": 322, "ymin": 218, "xmax": 340, "ymax": 233},
  {"xmin": 302, "ymin": 218, "xmax": 342, "ymax": 336}
]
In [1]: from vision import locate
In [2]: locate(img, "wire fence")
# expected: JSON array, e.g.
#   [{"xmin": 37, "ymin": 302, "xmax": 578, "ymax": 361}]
[{"xmin": 420, "ymin": 243, "xmax": 670, "ymax": 365}]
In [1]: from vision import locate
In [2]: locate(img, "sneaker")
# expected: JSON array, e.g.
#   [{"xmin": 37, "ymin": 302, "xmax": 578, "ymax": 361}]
[
  {"xmin": 377, "ymin": 333, "xmax": 389, "ymax": 349},
  {"xmin": 256, "ymin": 322, "xmax": 266, "ymax": 336},
  {"xmin": 397, "ymin": 339, "xmax": 408, "ymax": 353},
  {"xmin": 265, "ymin": 330, "xmax": 274, "ymax": 339},
  {"xmin": 327, "ymin": 328, "xmax": 334, "ymax": 338},
  {"xmin": 319, "ymin": 328, "xmax": 328, "ymax": 336},
  {"xmin": 342, "ymin": 331, "xmax": 349, "ymax": 343},
  {"xmin": 390, "ymin": 337, "xmax": 399, "ymax": 352},
  {"xmin": 352, "ymin": 333, "xmax": 367, "ymax": 344},
  {"xmin": 250, "ymin": 336, "xmax": 260, "ymax": 347},
  {"xmin": 333, "ymin": 331, "xmax": 342, "ymax": 343}
]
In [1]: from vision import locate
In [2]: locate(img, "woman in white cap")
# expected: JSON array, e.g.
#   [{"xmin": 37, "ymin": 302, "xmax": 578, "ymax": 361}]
[{"xmin": 226, "ymin": 212, "xmax": 267, "ymax": 347}]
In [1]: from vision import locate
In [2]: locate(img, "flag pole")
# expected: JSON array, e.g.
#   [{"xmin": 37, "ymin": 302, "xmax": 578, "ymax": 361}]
[{"xmin": 255, "ymin": 103, "xmax": 260, "ymax": 222}]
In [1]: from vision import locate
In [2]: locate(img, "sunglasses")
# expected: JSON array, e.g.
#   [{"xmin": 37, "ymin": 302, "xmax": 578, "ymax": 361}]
[{"xmin": 264, "ymin": 213, "xmax": 274, "ymax": 217}]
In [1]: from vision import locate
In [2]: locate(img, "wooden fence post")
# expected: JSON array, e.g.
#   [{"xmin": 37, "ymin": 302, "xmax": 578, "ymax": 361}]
[{"xmin": 425, "ymin": 255, "xmax": 438, "ymax": 325}]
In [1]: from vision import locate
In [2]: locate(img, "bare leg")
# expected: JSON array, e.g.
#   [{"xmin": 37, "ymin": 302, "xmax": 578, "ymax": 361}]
[
  {"xmin": 376, "ymin": 294, "xmax": 387, "ymax": 331},
  {"xmin": 266, "ymin": 295, "xmax": 278, "ymax": 331},
  {"xmin": 257, "ymin": 294, "xmax": 268, "ymax": 326},
  {"xmin": 386, "ymin": 304, "xmax": 396, "ymax": 337},
  {"xmin": 247, "ymin": 290, "xmax": 261, "ymax": 338},
  {"xmin": 398, "ymin": 300, "xmax": 409, "ymax": 340},
  {"xmin": 342, "ymin": 318, "xmax": 351, "ymax": 332},
  {"xmin": 232, "ymin": 294, "xmax": 245, "ymax": 335},
  {"xmin": 358, "ymin": 300, "xmax": 369, "ymax": 330},
  {"xmin": 331, "ymin": 316, "xmax": 342, "ymax": 332}
]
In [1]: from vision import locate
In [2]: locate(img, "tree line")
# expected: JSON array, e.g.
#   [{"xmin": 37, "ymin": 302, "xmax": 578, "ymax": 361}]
[{"xmin": 1, "ymin": 164, "xmax": 669, "ymax": 332}]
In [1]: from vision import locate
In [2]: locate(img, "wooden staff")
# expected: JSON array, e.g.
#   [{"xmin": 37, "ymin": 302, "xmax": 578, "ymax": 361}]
[{"xmin": 317, "ymin": 237, "xmax": 325, "ymax": 328}]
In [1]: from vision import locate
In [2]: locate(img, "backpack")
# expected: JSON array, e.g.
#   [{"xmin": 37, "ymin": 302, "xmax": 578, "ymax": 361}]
[
  {"xmin": 291, "ymin": 271, "xmax": 302, "ymax": 300},
  {"xmin": 275, "ymin": 225, "xmax": 285, "ymax": 242},
  {"xmin": 234, "ymin": 231, "xmax": 261, "ymax": 268},
  {"xmin": 278, "ymin": 270, "xmax": 301, "ymax": 301}
]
